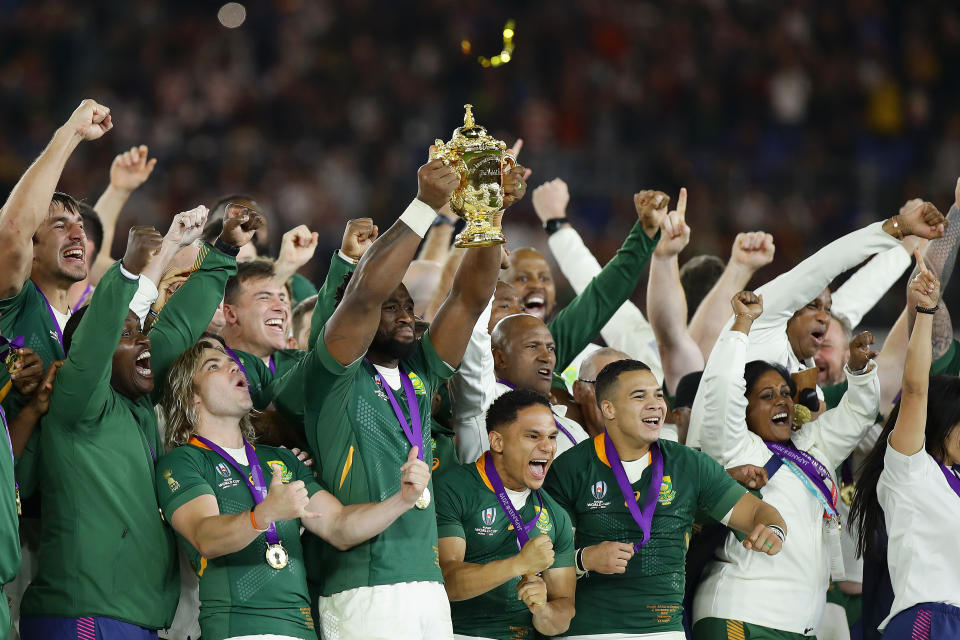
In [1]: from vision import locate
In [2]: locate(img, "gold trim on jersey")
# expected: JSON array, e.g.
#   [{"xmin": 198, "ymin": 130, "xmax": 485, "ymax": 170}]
[{"xmin": 339, "ymin": 445, "xmax": 355, "ymax": 490}]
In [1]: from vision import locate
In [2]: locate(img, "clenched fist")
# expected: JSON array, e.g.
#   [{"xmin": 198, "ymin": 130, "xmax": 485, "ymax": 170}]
[
  {"xmin": 122, "ymin": 226, "xmax": 163, "ymax": 275},
  {"xmin": 847, "ymin": 331, "xmax": 878, "ymax": 373},
  {"xmin": 634, "ymin": 189, "xmax": 671, "ymax": 239},
  {"xmin": 340, "ymin": 218, "xmax": 379, "ymax": 262},
  {"xmin": 532, "ymin": 178, "xmax": 569, "ymax": 223},
  {"xmin": 896, "ymin": 201, "xmax": 947, "ymax": 240},
  {"xmin": 278, "ymin": 225, "xmax": 320, "ymax": 271},
  {"xmin": 65, "ymin": 99, "xmax": 113, "ymax": 142},
  {"xmin": 731, "ymin": 290, "xmax": 763, "ymax": 322},
  {"xmin": 731, "ymin": 232, "xmax": 776, "ymax": 271},
  {"xmin": 219, "ymin": 207, "xmax": 265, "ymax": 249},
  {"xmin": 516, "ymin": 534, "xmax": 555, "ymax": 575},
  {"xmin": 417, "ymin": 156, "xmax": 460, "ymax": 211},
  {"xmin": 165, "ymin": 206, "xmax": 209, "ymax": 247},
  {"xmin": 517, "ymin": 574, "xmax": 548, "ymax": 610},
  {"xmin": 581, "ymin": 540, "xmax": 634, "ymax": 574}
]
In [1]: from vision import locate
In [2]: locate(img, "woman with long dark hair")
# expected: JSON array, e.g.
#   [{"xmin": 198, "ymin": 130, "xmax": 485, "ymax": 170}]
[
  {"xmin": 691, "ymin": 290, "xmax": 882, "ymax": 639},
  {"xmin": 851, "ymin": 255, "xmax": 960, "ymax": 637}
]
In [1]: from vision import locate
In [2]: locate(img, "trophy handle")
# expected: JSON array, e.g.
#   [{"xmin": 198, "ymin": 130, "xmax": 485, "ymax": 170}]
[{"xmin": 501, "ymin": 152, "xmax": 517, "ymax": 173}]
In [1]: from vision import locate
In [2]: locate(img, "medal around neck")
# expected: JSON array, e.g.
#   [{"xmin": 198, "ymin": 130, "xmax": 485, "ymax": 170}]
[
  {"xmin": 431, "ymin": 104, "xmax": 516, "ymax": 248},
  {"xmin": 266, "ymin": 543, "xmax": 289, "ymax": 569}
]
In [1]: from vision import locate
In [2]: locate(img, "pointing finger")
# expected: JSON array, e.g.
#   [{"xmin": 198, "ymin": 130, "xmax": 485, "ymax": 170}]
[{"xmin": 676, "ymin": 187, "xmax": 687, "ymax": 216}]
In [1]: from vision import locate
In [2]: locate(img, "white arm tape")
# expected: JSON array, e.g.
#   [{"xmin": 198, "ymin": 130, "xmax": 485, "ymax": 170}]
[{"xmin": 399, "ymin": 198, "xmax": 437, "ymax": 238}]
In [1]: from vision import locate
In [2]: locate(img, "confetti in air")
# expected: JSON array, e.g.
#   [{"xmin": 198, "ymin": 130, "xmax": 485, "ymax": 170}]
[{"xmin": 464, "ymin": 20, "xmax": 516, "ymax": 68}]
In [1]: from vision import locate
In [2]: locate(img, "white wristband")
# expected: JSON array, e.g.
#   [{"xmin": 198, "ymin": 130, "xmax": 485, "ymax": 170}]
[
  {"xmin": 399, "ymin": 198, "xmax": 438, "ymax": 238},
  {"xmin": 337, "ymin": 249, "xmax": 358, "ymax": 265}
]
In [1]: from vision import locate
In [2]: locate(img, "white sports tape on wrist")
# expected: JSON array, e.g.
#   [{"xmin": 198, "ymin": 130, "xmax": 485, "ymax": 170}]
[{"xmin": 399, "ymin": 198, "xmax": 438, "ymax": 238}]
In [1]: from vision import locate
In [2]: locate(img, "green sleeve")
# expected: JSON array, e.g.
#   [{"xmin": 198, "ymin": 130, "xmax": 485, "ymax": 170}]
[
  {"xmin": 434, "ymin": 470, "xmax": 466, "ymax": 539},
  {"xmin": 543, "ymin": 457, "xmax": 578, "ymax": 529},
  {"xmin": 692, "ymin": 448, "xmax": 747, "ymax": 523},
  {"xmin": 148, "ymin": 243, "xmax": 237, "ymax": 402},
  {"xmin": 930, "ymin": 339, "xmax": 960, "ymax": 376},
  {"xmin": 156, "ymin": 448, "xmax": 215, "ymax": 520},
  {"xmin": 822, "ymin": 382, "xmax": 848, "ymax": 411},
  {"xmin": 413, "ymin": 330, "xmax": 457, "ymax": 387},
  {"xmin": 46, "ymin": 264, "xmax": 138, "ymax": 429},
  {"xmin": 548, "ymin": 499, "xmax": 575, "ymax": 568},
  {"xmin": 309, "ymin": 252, "xmax": 357, "ymax": 350},
  {"xmin": 282, "ymin": 448, "xmax": 325, "ymax": 497},
  {"xmin": 14, "ymin": 430, "xmax": 40, "ymax": 499},
  {"xmin": 547, "ymin": 221, "xmax": 660, "ymax": 370},
  {"xmin": 288, "ymin": 273, "xmax": 318, "ymax": 308}
]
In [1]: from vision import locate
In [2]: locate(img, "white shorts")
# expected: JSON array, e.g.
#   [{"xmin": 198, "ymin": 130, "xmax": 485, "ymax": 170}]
[{"xmin": 319, "ymin": 580, "xmax": 452, "ymax": 640}]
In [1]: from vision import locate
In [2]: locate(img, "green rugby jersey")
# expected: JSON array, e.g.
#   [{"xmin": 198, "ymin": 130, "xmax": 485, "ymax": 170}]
[
  {"xmin": 543, "ymin": 434, "xmax": 745, "ymax": 636},
  {"xmin": 430, "ymin": 418, "xmax": 458, "ymax": 479},
  {"xmin": 436, "ymin": 457, "xmax": 574, "ymax": 640},
  {"xmin": 233, "ymin": 348, "xmax": 306, "ymax": 414},
  {"xmin": 157, "ymin": 442, "xmax": 323, "ymax": 640},
  {"xmin": 0, "ymin": 279, "xmax": 69, "ymax": 498},
  {"xmin": 298, "ymin": 330, "xmax": 455, "ymax": 596},
  {"xmin": 0, "ymin": 411, "xmax": 19, "ymax": 633}
]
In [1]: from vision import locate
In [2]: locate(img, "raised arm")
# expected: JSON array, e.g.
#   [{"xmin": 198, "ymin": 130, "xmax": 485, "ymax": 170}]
[
  {"xmin": 323, "ymin": 159, "xmax": 457, "ymax": 366},
  {"xmin": 46, "ymin": 227, "xmax": 158, "ymax": 427},
  {"xmin": 302, "ymin": 446, "xmax": 429, "ymax": 549},
  {"xmin": 417, "ymin": 204, "xmax": 456, "ymax": 263},
  {"xmin": 688, "ymin": 231, "xmax": 775, "ymax": 360},
  {"xmin": 697, "ymin": 291, "xmax": 765, "ymax": 465},
  {"xmin": 273, "ymin": 224, "xmax": 319, "ymax": 287},
  {"xmin": 646, "ymin": 189, "xmax": 703, "ymax": 393},
  {"xmin": 423, "ymin": 247, "xmax": 465, "ymax": 323},
  {"xmin": 537, "ymin": 178, "xmax": 662, "ymax": 379},
  {"xmin": 0, "ymin": 99, "xmax": 112, "ymax": 298},
  {"xmin": 90, "ymin": 145, "xmax": 158, "ymax": 283},
  {"xmin": 876, "ymin": 307, "xmax": 909, "ymax": 415},
  {"xmin": 547, "ymin": 189, "xmax": 663, "ymax": 371},
  {"xmin": 889, "ymin": 253, "xmax": 939, "ymax": 456},
  {"xmin": 307, "ymin": 219, "xmax": 371, "ymax": 350}
]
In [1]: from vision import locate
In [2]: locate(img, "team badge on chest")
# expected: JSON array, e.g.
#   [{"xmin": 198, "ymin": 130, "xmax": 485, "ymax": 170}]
[
  {"xmin": 587, "ymin": 480, "xmax": 612, "ymax": 509},
  {"xmin": 474, "ymin": 506, "xmax": 499, "ymax": 536}
]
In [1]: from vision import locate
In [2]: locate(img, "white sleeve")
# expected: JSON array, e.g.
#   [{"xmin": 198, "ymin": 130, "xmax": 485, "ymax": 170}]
[
  {"xmin": 129, "ymin": 272, "xmax": 159, "ymax": 326},
  {"xmin": 448, "ymin": 300, "xmax": 498, "ymax": 463},
  {"xmin": 880, "ymin": 439, "xmax": 935, "ymax": 487},
  {"xmin": 697, "ymin": 331, "xmax": 768, "ymax": 466},
  {"xmin": 748, "ymin": 221, "xmax": 900, "ymax": 344},
  {"xmin": 547, "ymin": 226, "xmax": 662, "ymax": 377},
  {"xmin": 793, "ymin": 362, "xmax": 881, "ymax": 471},
  {"xmin": 831, "ymin": 245, "xmax": 911, "ymax": 331}
]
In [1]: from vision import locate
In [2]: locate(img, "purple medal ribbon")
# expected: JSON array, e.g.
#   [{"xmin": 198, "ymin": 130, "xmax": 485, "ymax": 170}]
[
  {"xmin": 193, "ymin": 435, "xmax": 281, "ymax": 546},
  {"xmin": 604, "ymin": 431, "xmax": 663, "ymax": 553},
  {"xmin": 72, "ymin": 284, "xmax": 93, "ymax": 313},
  {"xmin": 33, "ymin": 283, "xmax": 64, "ymax": 349},
  {"xmin": 482, "ymin": 451, "xmax": 544, "ymax": 550},
  {"xmin": 370, "ymin": 360, "xmax": 424, "ymax": 461},
  {"xmin": 934, "ymin": 458, "xmax": 960, "ymax": 501},
  {"xmin": 0, "ymin": 335, "xmax": 24, "ymax": 362},
  {"xmin": 496, "ymin": 378, "xmax": 578, "ymax": 446},
  {"xmin": 268, "ymin": 355, "xmax": 276, "ymax": 375},
  {"xmin": 766, "ymin": 441, "xmax": 837, "ymax": 516}
]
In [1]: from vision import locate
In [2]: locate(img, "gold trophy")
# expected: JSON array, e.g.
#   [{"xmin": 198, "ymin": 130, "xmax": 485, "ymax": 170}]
[{"xmin": 431, "ymin": 104, "xmax": 516, "ymax": 247}]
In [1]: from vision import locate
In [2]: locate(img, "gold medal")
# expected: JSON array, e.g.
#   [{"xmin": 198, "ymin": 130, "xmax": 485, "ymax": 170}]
[
  {"xmin": 265, "ymin": 543, "xmax": 288, "ymax": 569},
  {"xmin": 840, "ymin": 483, "xmax": 856, "ymax": 506},
  {"xmin": 15, "ymin": 487, "xmax": 20, "ymax": 517},
  {"xmin": 415, "ymin": 487, "xmax": 431, "ymax": 510}
]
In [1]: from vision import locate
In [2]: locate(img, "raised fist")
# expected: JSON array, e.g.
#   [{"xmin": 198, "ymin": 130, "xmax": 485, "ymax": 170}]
[
  {"xmin": 847, "ymin": 331, "xmax": 878, "ymax": 373},
  {"xmin": 731, "ymin": 290, "xmax": 763, "ymax": 321},
  {"xmin": 219, "ymin": 207, "xmax": 265, "ymax": 249},
  {"xmin": 278, "ymin": 225, "xmax": 320, "ymax": 270},
  {"xmin": 165, "ymin": 206, "xmax": 209, "ymax": 247},
  {"xmin": 66, "ymin": 99, "xmax": 113, "ymax": 141},
  {"xmin": 731, "ymin": 232, "xmax": 776, "ymax": 271},
  {"xmin": 634, "ymin": 189, "xmax": 671, "ymax": 239},
  {"xmin": 417, "ymin": 155, "xmax": 460, "ymax": 211},
  {"xmin": 122, "ymin": 226, "xmax": 163, "ymax": 275},
  {"xmin": 502, "ymin": 164, "xmax": 529, "ymax": 209},
  {"xmin": 898, "ymin": 201, "xmax": 947, "ymax": 240},
  {"xmin": 110, "ymin": 145, "xmax": 157, "ymax": 193},
  {"xmin": 532, "ymin": 178, "xmax": 570, "ymax": 223},
  {"xmin": 516, "ymin": 534, "xmax": 555, "ymax": 575},
  {"xmin": 340, "ymin": 218, "xmax": 378, "ymax": 262}
]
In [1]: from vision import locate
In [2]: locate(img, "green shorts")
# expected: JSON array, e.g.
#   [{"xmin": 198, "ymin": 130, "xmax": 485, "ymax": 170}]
[{"xmin": 693, "ymin": 618, "xmax": 813, "ymax": 640}]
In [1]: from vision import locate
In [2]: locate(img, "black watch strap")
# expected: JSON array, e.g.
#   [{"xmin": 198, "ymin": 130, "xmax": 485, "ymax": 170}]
[
  {"xmin": 915, "ymin": 304, "xmax": 939, "ymax": 315},
  {"xmin": 543, "ymin": 217, "xmax": 568, "ymax": 235},
  {"xmin": 213, "ymin": 237, "xmax": 241, "ymax": 257}
]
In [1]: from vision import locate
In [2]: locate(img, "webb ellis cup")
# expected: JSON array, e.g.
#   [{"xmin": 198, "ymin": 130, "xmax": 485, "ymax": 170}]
[{"xmin": 431, "ymin": 104, "xmax": 516, "ymax": 247}]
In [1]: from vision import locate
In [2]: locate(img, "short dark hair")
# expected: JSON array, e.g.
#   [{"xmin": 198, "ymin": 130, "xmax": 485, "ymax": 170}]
[
  {"xmin": 595, "ymin": 359, "xmax": 652, "ymax": 408},
  {"xmin": 486, "ymin": 389, "xmax": 552, "ymax": 433},
  {"xmin": 743, "ymin": 360, "xmax": 797, "ymax": 398},
  {"xmin": 674, "ymin": 371, "xmax": 703, "ymax": 409},
  {"xmin": 679, "ymin": 255, "xmax": 725, "ymax": 321},
  {"xmin": 78, "ymin": 202, "xmax": 103, "ymax": 261},
  {"xmin": 198, "ymin": 332, "xmax": 227, "ymax": 350},
  {"xmin": 224, "ymin": 259, "xmax": 277, "ymax": 305},
  {"xmin": 292, "ymin": 295, "xmax": 318, "ymax": 339},
  {"xmin": 62, "ymin": 304, "xmax": 90, "ymax": 355},
  {"xmin": 50, "ymin": 191, "xmax": 81, "ymax": 217}
]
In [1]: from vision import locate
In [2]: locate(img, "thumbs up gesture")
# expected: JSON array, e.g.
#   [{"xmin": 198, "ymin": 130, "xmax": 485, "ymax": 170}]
[
  {"xmin": 399, "ymin": 446, "xmax": 431, "ymax": 507},
  {"xmin": 256, "ymin": 464, "xmax": 318, "ymax": 525}
]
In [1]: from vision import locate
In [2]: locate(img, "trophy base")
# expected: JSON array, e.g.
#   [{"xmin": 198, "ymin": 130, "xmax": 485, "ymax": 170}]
[{"xmin": 454, "ymin": 228, "xmax": 505, "ymax": 248}]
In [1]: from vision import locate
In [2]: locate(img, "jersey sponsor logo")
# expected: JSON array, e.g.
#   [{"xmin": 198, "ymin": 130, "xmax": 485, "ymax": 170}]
[
  {"xmin": 407, "ymin": 372, "xmax": 427, "ymax": 396},
  {"xmin": 162, "ymin": 469, "xmax": 180, "ymax": 492},
  {"xmin": 475, "ymin": 506, "xmax": 499, "ymax": 536},
  {"xmin": 216, "ymin": 463, "xmax": 231, "ymax": 478},
  {"xmin": 587, "ymin": 480, "xmax": 612, "ymax": 510},
  {"xmin": 658, "ymin": 475, "xmax": 677, "ymax": 505},
  {"xmin": 48, "ymin": 330, "xmax": 59, "ymax": 343},
  {"xmin": 371, "ymin": 376, "xmax": 390, "ymax": 402}
]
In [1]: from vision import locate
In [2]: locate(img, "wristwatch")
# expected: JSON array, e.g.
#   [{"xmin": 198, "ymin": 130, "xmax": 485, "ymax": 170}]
[{"xmin": 543, "ymin": 217, "xmax": 568, "ymax": 235}]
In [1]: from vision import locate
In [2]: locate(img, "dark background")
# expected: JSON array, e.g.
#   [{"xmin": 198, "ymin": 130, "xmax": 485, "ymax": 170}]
[{"xmin": 2, "ymin": 0, "xmax": 959, "ymax": 329}]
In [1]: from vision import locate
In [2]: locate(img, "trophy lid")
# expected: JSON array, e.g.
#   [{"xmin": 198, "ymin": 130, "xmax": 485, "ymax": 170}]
[{"xmin": 442, "ymin": 104, "xmax": 505, "ymax": 151}]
